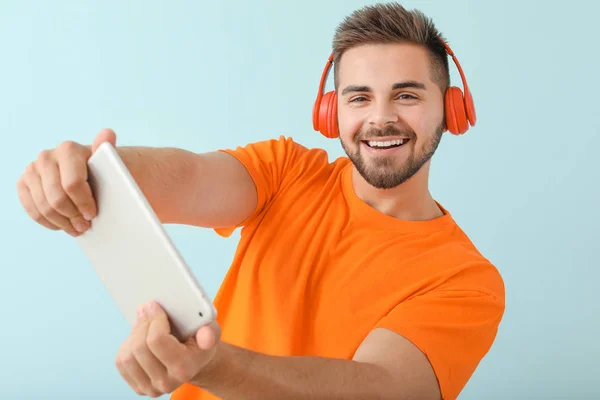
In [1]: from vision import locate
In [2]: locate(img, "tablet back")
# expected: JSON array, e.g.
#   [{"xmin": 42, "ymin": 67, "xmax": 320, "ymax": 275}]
[{"xmin": 75, "ymin": 142, "xmax": 217, "ymax": 341}]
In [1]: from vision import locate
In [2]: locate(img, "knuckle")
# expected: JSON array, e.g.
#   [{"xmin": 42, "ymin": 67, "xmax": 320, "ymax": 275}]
[
  {"xmin": 139, "ymin": 384, "xmax": 152, "ymax": 395},
  {"xmin": 16, "ymin": 180, "xmax": 30, "ymax": 203},
  {"xmin": 114, "ymin": 353, "xmax": 126, "ymax": 369},
  {"xmin": 16, "ymin": 177, "xmax": 26, "ymax": 191},
  {"xmin": 153, "ymin": 378, "xmax": 173, "ymax": 393},
  {"xmin": 58, "ymin": 140, "xmax": 80, "ymax": 154},
  {"xmin": 121, "ymin": 353, "xmax": 136, "ymax": 367},
  {"xmin": 37, "ymin": 149, "xmax": 53, "ymax": 163},
  {"xmin": 24, "ymin": 162, "xmax": 37, "ymax": 177},
  {"xmin": 62, "ymin": 178, "xmax": 83, "ymax": 195},
  {"xmin": 35, "ymin": 152, "xmax": 55, "ymax": 175},
  {"xmin": 145, "ymin": 332, "xmax": 164, "ymax": 349},
  {"xmin": 27, "ymin": 206, "xmax": 45, "ymax": 223},
  {"xmin": 142, "ymin": 385, "xmax": 161, "ymax": 398},
  {"xmin": 32, "ymin": 211, "xmax": 45, "ymax": 224},
  {"xmin": 47, "ymin": 191, "xmax": 70, "ymax": 211},
  {"xmin": 38, "ymin": 202, "xmax": 56, "ymax": 218}
]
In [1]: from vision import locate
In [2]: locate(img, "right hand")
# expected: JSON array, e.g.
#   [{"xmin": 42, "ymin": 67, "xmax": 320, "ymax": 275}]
[{"xmin": 16, "ymin": 128, "xmax": 117, "ymax": 236}]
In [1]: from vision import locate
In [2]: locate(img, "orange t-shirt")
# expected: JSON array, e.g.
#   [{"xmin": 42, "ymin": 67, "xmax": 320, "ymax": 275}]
[{"xmin": 171, "ymin": 136, "xmax": 505, "ymax": 400}]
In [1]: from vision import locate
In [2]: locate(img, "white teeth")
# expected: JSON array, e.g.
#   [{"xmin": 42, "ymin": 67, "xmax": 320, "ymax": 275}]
[{"xmin": 367, "ymin": 139, "xmax": 406, "ymax": 147}]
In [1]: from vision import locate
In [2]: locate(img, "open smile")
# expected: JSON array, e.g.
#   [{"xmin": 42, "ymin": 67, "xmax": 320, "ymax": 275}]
[{"xmin": 360, "ymin": 138, "xmax": 411, "ymax": 155}]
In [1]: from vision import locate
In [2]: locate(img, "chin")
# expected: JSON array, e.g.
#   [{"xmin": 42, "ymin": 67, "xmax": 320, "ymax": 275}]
[
  {"xmin": 351, "ymin": 150, "xmax": 433, "ymax": 189},
  {"xmin": 357, "ymin": 164, "xmax": 420, "ymax": 189}
]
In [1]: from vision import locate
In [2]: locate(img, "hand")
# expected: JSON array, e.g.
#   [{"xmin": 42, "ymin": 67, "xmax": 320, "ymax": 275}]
[
  {"xmin": 16, "ymin": 128, "xmax": 117, "ymax": 236},
  {"xmin": 115, "ymin": 301, "xmax": 221, "ymax": 397}
]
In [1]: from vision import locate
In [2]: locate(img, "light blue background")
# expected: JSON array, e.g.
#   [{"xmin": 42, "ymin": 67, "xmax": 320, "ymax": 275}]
[{"xmin": 1, "ymin": 0, "xmax": 598, "ymax": 399}]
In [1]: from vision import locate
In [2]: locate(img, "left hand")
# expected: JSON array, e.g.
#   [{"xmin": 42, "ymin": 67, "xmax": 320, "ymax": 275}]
[{"xmin": 115, "ymin": 301, "xmax": 221, "ymax": 397}]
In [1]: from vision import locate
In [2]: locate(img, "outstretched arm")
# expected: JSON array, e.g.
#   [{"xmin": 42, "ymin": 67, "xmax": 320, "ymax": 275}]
[
  {"xmin": 194, "ymin": 328, "xmax": 441, "ymax": 400},
  {"xmin": 115, "ymin": 302, "xmax": 440, "ymax": 400},
  {"xmin": 17, "ymin": 128, "xmax": 258, "ymax": 235}
]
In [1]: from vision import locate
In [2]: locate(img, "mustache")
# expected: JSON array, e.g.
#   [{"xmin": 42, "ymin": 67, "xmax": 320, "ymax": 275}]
[{"xmin": 354, "ymin": 125, "xmax": 416, "ymax": 143}]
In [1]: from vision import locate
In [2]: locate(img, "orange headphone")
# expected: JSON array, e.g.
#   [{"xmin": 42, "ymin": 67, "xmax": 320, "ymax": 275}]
[{"xmin": 312, "ymin": 39, "xmax": 476, "ymax": 138}]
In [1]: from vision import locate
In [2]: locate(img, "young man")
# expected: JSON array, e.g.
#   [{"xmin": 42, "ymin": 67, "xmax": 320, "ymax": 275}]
[{"xmin": 16, "ymin": 3, "xmax": 504, "ymax": 400}]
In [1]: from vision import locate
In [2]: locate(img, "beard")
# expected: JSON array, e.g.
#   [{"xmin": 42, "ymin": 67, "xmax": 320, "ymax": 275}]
[{"xmin": 340, "ymin": 122, "xmax": 444, "ymax": 189}]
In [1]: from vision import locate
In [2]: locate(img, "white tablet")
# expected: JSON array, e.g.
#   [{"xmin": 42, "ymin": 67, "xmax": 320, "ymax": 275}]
[{"xmin": 75, "ymin": 141, "xmax": 217, "ymax": 341}]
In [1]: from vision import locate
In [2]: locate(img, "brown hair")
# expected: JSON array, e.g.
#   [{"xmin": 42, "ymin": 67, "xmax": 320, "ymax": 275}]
[{"xmin": 332, "ymin": 2, "xmax": 449, "ymax": 92}]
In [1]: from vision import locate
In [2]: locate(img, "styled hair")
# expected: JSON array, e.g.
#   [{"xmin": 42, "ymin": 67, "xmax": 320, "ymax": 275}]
[{"xmin": 332, "ymin": 2, "xmax": 450, "ymax": 92}]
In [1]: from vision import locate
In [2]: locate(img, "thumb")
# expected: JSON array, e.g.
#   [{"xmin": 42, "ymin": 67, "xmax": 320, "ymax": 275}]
[
  {"xmin": 91, "ymin": 128, "xmax": 117, "ymax": 153},
  {"xmin": 195, "ymin": 321, "xmax": 221, "ymax": 350}
]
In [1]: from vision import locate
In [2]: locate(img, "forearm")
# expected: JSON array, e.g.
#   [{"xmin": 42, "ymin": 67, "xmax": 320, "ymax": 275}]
[
  {"xmin": 193, "ymin": 342, "xmax": 401, "ymax": 400},
  {"xmin": 116, "ymin": 146, "xmax": 202, "ymax": 224},
  {"xmin": 102, "ymin": 146, "xmax": 256, "ymax": 228}
]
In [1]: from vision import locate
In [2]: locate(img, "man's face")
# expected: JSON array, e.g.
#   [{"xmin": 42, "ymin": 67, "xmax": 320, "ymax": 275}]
[{"xmin": 336, "ymin": 42, "xmax": 445, "ymax": 189}]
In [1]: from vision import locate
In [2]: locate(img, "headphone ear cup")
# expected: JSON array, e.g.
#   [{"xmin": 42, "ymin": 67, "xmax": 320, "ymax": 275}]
[
  {"xmin": 464, "ymin": 90, "xmax": 476, "ymax": 127},
  {"xmin": 445, "ymin": 87, "xmax": 469, "ymax": 135},
  {"xmin": 326, "ymin": 91, "xmax": 338, "ymax": 139},
  {"xmin": 312, "ymin": 93, "xmax": 321, "ymax": 132},
  {"xmin": 318, "ymin": 91, "xmax": 339, "ymax": 139}
]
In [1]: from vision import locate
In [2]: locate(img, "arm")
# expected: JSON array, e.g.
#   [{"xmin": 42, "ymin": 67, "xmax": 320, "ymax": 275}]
[
  {"xmin": 116, "ymin": 146, "xmax": 257, "ymax": 228},
  {"xmin": 193, "ymin": 328, "xmax": 441, "ymax": 400},
  {"xmin": 118, "ymin": 286, "xmax": 504, "ymax": 399},
  {"xmin": 17, "ymin": 128, "xmax": 258, "ymax": 235}
]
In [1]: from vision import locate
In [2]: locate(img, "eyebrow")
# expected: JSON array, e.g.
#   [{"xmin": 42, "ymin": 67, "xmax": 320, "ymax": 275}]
[{"xmin": 340, "ymin": 80, "xmax": 426, "ymax": 96}]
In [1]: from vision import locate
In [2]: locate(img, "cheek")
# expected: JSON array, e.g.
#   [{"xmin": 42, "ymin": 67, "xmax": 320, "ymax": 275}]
[
  {"xmin": 406, "ymin": 105, "xmax": 444, "ymax": 139},
  {"xmin": 337, "ymin": 106, "xmax": 364, "ymax": 142}
]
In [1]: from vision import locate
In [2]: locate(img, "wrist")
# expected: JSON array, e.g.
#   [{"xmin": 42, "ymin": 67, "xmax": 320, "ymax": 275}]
[{"xmin": 191, "ymin": 341, "xmax": 227, "ymax": 388}]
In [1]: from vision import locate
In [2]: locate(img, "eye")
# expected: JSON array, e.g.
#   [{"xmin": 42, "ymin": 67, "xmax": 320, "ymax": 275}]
[
  {"xmin": 349, "ymin": 96, "xmax": 368, "ymax": 103},
  {"xmin": 396, "ymin": 93, "xmax": 418, "ymax": 101}
]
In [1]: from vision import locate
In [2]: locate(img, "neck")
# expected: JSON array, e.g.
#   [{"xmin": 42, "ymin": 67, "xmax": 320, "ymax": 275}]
[{"xmin": 350, "ymin": 162, "xmax": 443, "ymax": 221}]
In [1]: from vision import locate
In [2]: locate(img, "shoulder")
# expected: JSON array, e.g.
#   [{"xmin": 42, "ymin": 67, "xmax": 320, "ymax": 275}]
[
  {"xmin": 432, "ymin": 220, "xmax": 505, "ymax": 301},
  {"xmin": 226, "ymin": 135, "xmax": 345, "ymax": 168},
  {"xmin": 242, "ymin": 135, "xmax": 350, "ymax": 177},
  {"xmin": 370, "ymin": 211, "xmax": 505, "ymax": 302}
]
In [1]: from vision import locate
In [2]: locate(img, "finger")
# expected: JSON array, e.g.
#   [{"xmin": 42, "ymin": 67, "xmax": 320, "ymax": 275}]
[
  {"xmin": 16, "ymin": 177, "xmax": 59, "ymax": 230},
  {"xmin": 121, "ymin": 351, "xmax": 160, "ymax": 397},
  {"xmin": 115, "ymin": 355, "xmax": 144, "ymax": 396},
  {"xmin": 92, "ymin": 128, "xmax": 117, "ymax": 153},
  {"xmin": 121, "ymin": 312, "xmax": 162, "ymax": 397},
  {"xmin": 195, "ymin": 321, "xmax": 221, "ymax": 351},
  {"xmin": 24, "ymin": 160, "xmax": 78, "ymax": 236},
  {"xmin": 39, "ymin": 159, "xmax": 89, "ymax": 233},
  {"xmin": 55, "ymin": 141, "xmax": 96, "ymax": 220},
  {"xmin": 132, "ymin": 306, "xmax": 170, "ymax": 390},
  {"xmin": 145, "ymin": 302, "xmax": 188, "ymax": 369},
  {"xmin": 116, "ymin": 320, "xmax": 148, "ymax": 395}
]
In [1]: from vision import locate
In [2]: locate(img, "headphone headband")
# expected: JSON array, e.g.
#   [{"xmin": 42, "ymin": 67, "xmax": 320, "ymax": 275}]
[
  {"xmin": 312, "ymin": 53, "xmax": 334, "ymax": 132},
  {"xmin": 441, "ymin": 40, "xmax": 471, "ymax": 98}
]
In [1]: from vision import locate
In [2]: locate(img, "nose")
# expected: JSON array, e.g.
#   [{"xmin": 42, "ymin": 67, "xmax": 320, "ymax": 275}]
[{"xmin": 367, "ymin": 101, "xmax": 398, "ymax": 128}]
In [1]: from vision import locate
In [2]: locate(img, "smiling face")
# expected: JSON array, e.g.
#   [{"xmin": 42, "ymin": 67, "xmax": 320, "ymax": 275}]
[{"xmin": 336, "ymin": 42, "xmax": 446, "ymax": 189}]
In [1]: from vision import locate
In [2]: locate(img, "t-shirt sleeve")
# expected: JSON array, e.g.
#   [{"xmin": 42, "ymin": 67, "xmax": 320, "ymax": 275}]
[
  {"xmin": 213, "ymin": 135, "xmax": 309, "ymax": 237},
  {"xmin": 375, "ymin": 276, "xmax": 505, "ymax": 400}
]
